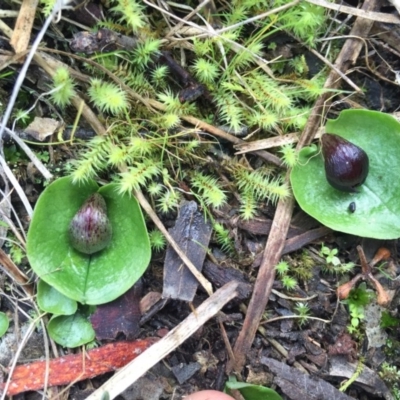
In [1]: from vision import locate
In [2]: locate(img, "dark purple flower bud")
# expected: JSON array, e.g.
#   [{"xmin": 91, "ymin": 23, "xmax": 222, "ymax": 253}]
[
  {"xmin": 321, "ymin": 133, "xmax": 369, "ymax": 192},
  {"xmin": 69, "ymin": 193, "xmax": 112, "ymax": 254}
]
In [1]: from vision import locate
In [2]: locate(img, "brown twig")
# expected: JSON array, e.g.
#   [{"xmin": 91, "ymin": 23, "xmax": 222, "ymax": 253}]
[
  {"xmin": 227, "ymin": 0, "xmax": 381, "ymax": 374},
  {"xmin": 0, "ymin": 338, "xmax": 157, "ymax": 396}
]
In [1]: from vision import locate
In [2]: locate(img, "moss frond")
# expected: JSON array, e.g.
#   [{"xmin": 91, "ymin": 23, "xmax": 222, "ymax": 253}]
[
  {"xmin": 50, "ymin": 67, "xmax": 75, "ymax": 108},
  {"xmin": 275, "ymin": 260, "xmax": 290, "ymax": 276},
  {"xmin": 182, "ymin": 139, "xmax": 203, "ymax": 155},
  {"xmin": 151, "ymin": 65, "xmax": 169, "ymax": 88},
  {"xmin": 294, "ymin": 73, "xmax": 327, "ymax": 101},
  {"xmin": 279, "ymin": 144, "xmax": 298, "ymax": 168},
  {"xmin": 148, "ymin": 182, "xmax": 164, "ymax": 197},
  {"xmin": 157, "ymin": 90, "xmax": 182, "ymax": 113},
  {"xmin": 192, "ymin": 58, "xmax": 220, "ymax": 85},
  {"xmin": 215, "ymin": 91, "xmax": 245, "ymax": 133},
  {"xmin": 156, "ymin": 113, "xmax": 181, "ymax": 130},
  {"xmin": 282, "ymin": 107, "xmax": 310, "ymax": 130},
  {"xmin": 239, "ymin": 191, "xmax": 258, "ymax": 220},
  {"xmin": 118, "ymin": 160, "xmax": 161, "ymax": 194},
  {"xmin": 107, "ymin": 143, "xmax": 129, "ymax": 167},
  {"xmin": 248, "ymin": 110, "xmax": 278, "ymax": 131},
  {"xmin": 226, "ymin": 4, "xmax": 249, "ymax": 24},
  {"xmin": 234, "ymin": 167, "xmax": 290, "ymax": 204},
  {"xmin": 273, "ymin": 1, "xmax": 327, "ymax": 46},
  {"xmin": 149, "ymin": 229, "xmax": 166, "ymax": 251},
  {"xmin": 190, "ymin": 172, "xmax": 227, "ymax": 208},
  {"xmin": 290, "ymin": 3, "xmax": 326, "ymax": 44},
  {"xmin": 88, "ymin": 79, "xmax": 128, "ymax": 115},
  {"xmin": 132, "ymin": 38, "xmax": 161, "ymax": 70},
  {"xmin": 40, "ymin": 0, "xmax": 55, "ymax": 16},
  {"xmin": 110, "ymin": 0, "xmax": 147, "ymax": 32},
  {"xmin": 230, "ymin": 37, "xmax": 264, "ymax": 70},
  {"xmin": 193, "ymin": 38, "xmax": 216, "ymax": 57},
  {"xmin": 123, "ymin": 70, "xmax": 155, "ymax": 96},
  {"xmin": 213, "ymin": 222, "xmax": 235, "ymax": 255},
  {"xmin": 157, "ymin": 189, "xmax": 181, "ymax": 214},
  {"xmin": 288, "ymin": 55, "xmax": 309, "ymax": 76},
  {"xmin": 71, "ymin": 136, "xmax": 110, "ymax": 182},
  {"xmin": 245, "ymin": 72, "xmax": 292, "ymax": 111},
  {"xmin": 128, "ymin": 136, "xmax": 156, "ymax": 157}
]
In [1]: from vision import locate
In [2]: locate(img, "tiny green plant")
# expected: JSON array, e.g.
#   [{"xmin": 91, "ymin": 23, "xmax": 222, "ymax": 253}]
[
  {"xmin": 281, "ymin": 275, "xmax": 298, "ymax": 291},
  {"xmin": 190, "ymin": 172, "xmax": 227, "ymax": 208},
  {"xmin": 294, "ymin": 302, "xmax": 310, "ymax": 326},
  {"xmin": 279, "ymin": 144, "xmax": 298, "ymax": 168},
  {"xmin": 320, "ymin": 245, "xmax": 355, "ymax": 274},
  {"xmin": 380, "ymin": 311, "xmax": 400, "ymax": 329},
  {"xmin": 88, "ymin": 79, "xmax": 128, "ymax": 115},
  {"xmin": 12, "ymin": 108, "xmax": 32, "ymax": 126},
  {"xmin": 50, "ymin": 67, "xmax": 76, "ymax": 108},
  {"xmin": 379, "ymin": 362, "xmax": 400, "ymax": 400},
  {"xmin": 320, "ymin": 245, "xmax": 340, "ymax": 266},
  {"xmin": 213, "ymin": 222, "xmax": 235, "ymax": 255},
  {"xmin": 275, "ymin": 259, "xmax": 300, "ymax": 291},
  {"xmin": 286, "ymin": 251, "xmax": 315, "ymax": 282},
  {"xmin": 342, "ymin": 283, "xmax": 372, "ymax": 333},
  {"xmin": 110, "ymin": 0, "xmax": 147, "ymax": 33},
  {"xmin": 149, "ymin": 229, "xmax": 166, "ymax": 251},
  {"xmin": 275, "ymin": 260, "xmax": 290, "ymax": 276}
]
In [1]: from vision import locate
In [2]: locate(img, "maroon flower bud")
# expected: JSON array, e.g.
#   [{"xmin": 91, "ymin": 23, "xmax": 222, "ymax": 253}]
[
  {"xmin": 321, "ymin": 133, "xmax": 369, "ymax": 192},
  {"xmin": 69, "ymin": 193, "xmax": 112, "ymax": 254}
]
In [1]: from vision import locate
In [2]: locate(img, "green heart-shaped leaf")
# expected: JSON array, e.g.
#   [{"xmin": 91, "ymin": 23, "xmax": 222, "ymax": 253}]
[
  {"xmin": 37, "ymin": 280, "xmax": 77, "ymax": 315},
  {"xmin": 27, "ymin": 177, "xmax": 151, "ymax": 304},
  {"xmin": 48, "ymin": 312, "xmax": 95, "ymax": 347},
  {"xmin": 291, "ymin": 109, "xmax": 400, "ymax": 239}
]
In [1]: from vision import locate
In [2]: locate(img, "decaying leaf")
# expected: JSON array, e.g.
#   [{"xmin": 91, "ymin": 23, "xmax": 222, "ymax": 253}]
[
  {"xmin": 90, "ymin": 281, "xmax": 142, "ymax": 340},
  {"xmin": 261, "ymin": 356, "xmax": 353, "ymax": 400},
  {"xmin": 162, "ymin": 201, "xmax": 212, "ymax": 302},
  {"xmin": 25, "ymin": 117, "xmax": 61, "ymax": 141},
  {"xmin": 329, "ymin": 356, "xmax": 392, "ymax": 399}
]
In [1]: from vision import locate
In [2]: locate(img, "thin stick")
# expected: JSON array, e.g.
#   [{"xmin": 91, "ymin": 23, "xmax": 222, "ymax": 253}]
[
  {"xmin": 306, "ymin": 0, "xmax": 400, "ymax": 23},
  {"xmin": 4, "ymin": 127, "xmax": 53, "ymax": 180},
  {"xmin": 0, "ymin": 155, "xmax": 33, "ymax": 216}
]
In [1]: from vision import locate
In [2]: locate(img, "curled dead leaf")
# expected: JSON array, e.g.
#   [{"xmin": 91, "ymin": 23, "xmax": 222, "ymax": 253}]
[
  {"xmin": 370, "ymin": 247, "xmax": 391, "ymax": 268},
  {"xmin": 368, "ymin": 274, "xmax": 390, "ymax": 306},
  {"xmin": 337, "ymin": 274, "xmax": 362, "ymax": 300}
]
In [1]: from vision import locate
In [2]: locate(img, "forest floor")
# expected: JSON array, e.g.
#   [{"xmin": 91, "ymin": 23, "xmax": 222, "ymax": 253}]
[{"xmin": 1, "ymin": 0, "xmax": 400, "ymax": 399}]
